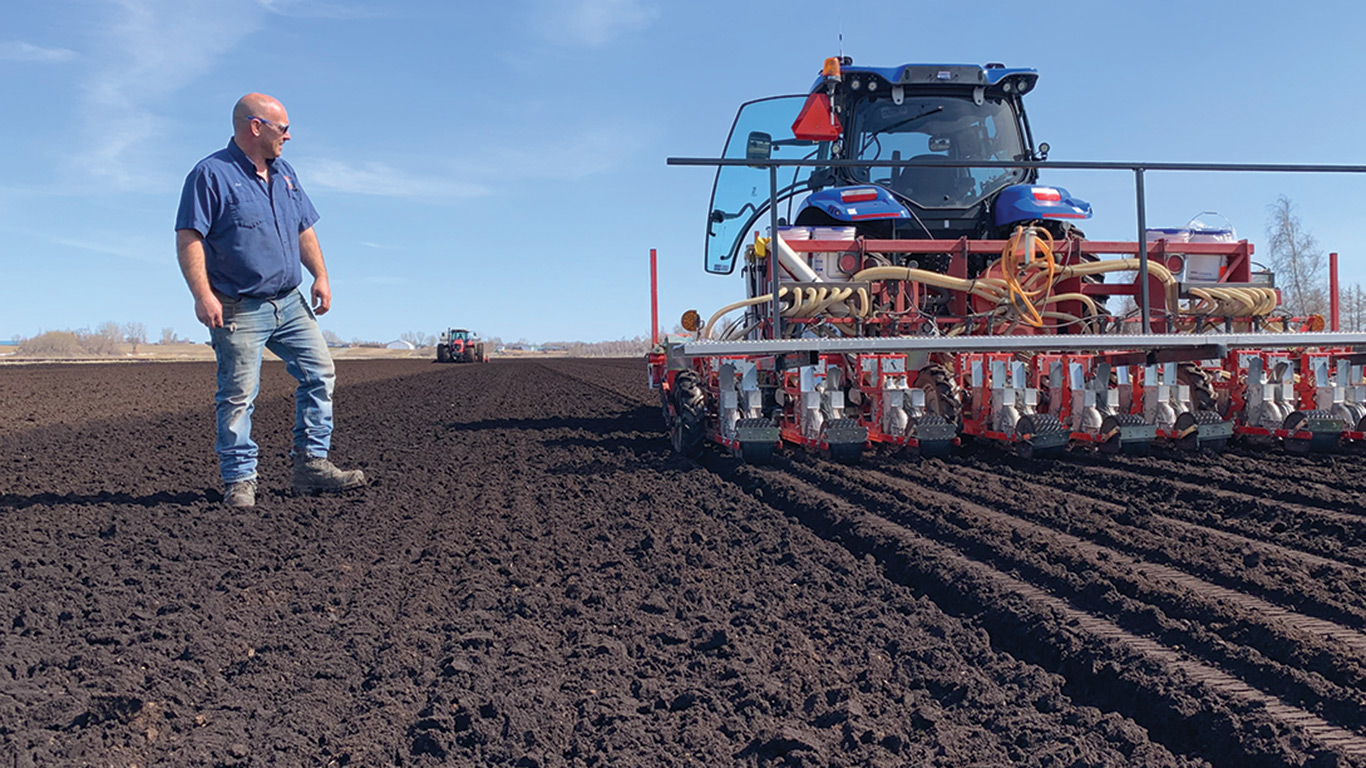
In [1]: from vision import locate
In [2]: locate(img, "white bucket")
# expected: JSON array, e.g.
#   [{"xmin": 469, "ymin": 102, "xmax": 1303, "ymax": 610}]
[
  {"xmin": 1185, "ymin": 212, "xmax": 1235, "ymax": 281},
  {"xmin": 1145, "ymin": 227, "xmax": 1191, "ymax": 245},
  {"xmin": 1187, "ymin": 211, "xmax": 1237, "ymax": 243},
  {"xmin": 776, "ymin": 226, "xmax": 811, "ymax": 241},
  {"xmin": 1185, "ymin": 254, "xmax": 1224, "ymax": 282},
  {"xmin": 1188, "ymin": 227, "xmax": 1235, "ymax": 243},
  {"xmin": 810, "ymin": 226, "xmax": 856, "ymax": 280},
  {"xmin": 1145, "ymin": 213, "xmax": 1237, "ymax": 282},
  {"xmin": 810, "ymin": 226, "xmax": 857, "ymax": 241}
]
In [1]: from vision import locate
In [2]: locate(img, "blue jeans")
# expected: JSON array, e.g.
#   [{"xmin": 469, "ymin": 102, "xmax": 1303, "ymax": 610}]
[{"xmin": 209, "ymin": 289, "xmax": 335, "ymax": 484}]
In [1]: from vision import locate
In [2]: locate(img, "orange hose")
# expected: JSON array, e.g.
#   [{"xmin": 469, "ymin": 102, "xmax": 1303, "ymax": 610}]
[{"xmin": 1000, "ymin": 226, "xmax": 1056, "ymax": 328}]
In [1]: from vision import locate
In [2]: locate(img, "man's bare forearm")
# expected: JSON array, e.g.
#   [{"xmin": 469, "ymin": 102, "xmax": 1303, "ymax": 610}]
[
  {"xmin": 299, "ymin": 227, "xmax": 327, "ymax": 280},
  {"xmin": 176, "ymin": 229, "xmax": 214, "ymax": 301}
]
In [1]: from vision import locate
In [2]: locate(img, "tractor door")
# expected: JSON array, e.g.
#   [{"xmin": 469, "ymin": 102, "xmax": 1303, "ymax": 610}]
[{"xmin": 706, "ymin": 95, "xmax": 824, "ymax": 274}]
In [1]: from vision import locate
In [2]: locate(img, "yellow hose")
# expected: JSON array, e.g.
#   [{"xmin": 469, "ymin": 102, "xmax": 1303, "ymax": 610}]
[
  {"xmin": 701, "ymin": 288, "xmax": 789, "ymax": 339},
  {"xmin": 701, "ymin": 236, "xmax": 1275, "ymax": 340},
  {"xmin": 853, "ymin": 266, "xmax": 1005, "ymax": 302}
]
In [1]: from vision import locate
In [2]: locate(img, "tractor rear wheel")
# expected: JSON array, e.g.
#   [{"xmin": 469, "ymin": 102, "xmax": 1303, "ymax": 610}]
[
  {"xmin": 436, "ymin": 346, "xmax": 450, "ymax": 363},
  {"xmin": 670, "ymin": 371, "xmax": 707, "ymax": 459},
  {"xmin": 1178, "ymin": 363, "xmax": 1218, "ymax": 413},
  {"xmin": 914, "ymin": 365, "xmax": 963, "ymax": 427}
]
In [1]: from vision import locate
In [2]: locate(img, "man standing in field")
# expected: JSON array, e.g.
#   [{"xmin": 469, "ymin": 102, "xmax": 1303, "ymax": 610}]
[{"xmin": 175, "ymin": 93, "xmax": 365, "ymax": 508}]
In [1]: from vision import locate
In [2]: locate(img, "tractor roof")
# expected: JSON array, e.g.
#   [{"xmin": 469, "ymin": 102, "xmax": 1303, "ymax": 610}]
[{"xmin": 810, "ymin": 63, "xmax": 1038, "ymax": 93}]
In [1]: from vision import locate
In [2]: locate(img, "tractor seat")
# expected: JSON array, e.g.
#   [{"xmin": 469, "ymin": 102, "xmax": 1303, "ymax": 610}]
[{"xmin": 896, "ymin": 154, "xmax": 966, "ymax": 204}]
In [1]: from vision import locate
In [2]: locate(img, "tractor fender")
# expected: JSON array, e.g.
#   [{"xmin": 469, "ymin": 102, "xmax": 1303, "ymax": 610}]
[
  {"xmin": 994, "ymin": 184, "xmax": 1091, "ymax": 228},
  {"xmin": 799, "ymin": 186, "xmax": 909, "ymax": 224}
]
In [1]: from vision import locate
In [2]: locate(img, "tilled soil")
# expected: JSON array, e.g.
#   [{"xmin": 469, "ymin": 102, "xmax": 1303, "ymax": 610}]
[{"xmin": 2, "ymin": 358, "xmax": 1364, "ymax": 767}]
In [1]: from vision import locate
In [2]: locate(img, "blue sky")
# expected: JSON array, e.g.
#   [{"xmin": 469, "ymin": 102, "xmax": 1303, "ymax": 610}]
[{"xmin": 3, "ymin": 0, "xmax": 1366, "ymax": 344}]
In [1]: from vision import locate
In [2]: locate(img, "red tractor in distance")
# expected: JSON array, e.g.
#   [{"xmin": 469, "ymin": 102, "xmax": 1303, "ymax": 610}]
[{"xmin": 436, "ymin": 328, "xmax": 487, "ymax": 363}]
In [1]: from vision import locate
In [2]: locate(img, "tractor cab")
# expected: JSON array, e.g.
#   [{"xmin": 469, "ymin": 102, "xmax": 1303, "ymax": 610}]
[{"xmin": 704, "ymin": 59, "xmax": 1090, "ymax": 274}]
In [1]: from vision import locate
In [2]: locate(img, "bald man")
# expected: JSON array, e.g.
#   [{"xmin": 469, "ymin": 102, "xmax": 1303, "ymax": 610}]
[{"xmin": 175, "ymin": 93, "xmax": 366, "ymax": 508}]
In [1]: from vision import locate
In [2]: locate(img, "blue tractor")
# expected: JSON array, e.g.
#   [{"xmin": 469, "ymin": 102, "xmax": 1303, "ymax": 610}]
[
  {"xmin": 650, "ymin": 57, "xmax": 1318, "ymax": 464},
  {"xmin": 705, "ymin": 57, "xmax": 1092, "ymax": 277}
]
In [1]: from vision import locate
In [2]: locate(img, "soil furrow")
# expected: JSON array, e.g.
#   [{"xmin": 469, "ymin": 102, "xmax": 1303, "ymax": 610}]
[
  {"xmin": 869, "ymin": 460, "xmax": 1366, "ymax": 656},
  {"xmin": 709, "ymin": 455, "xmax": 1366, "ymax": 767},
  {"xmin": 912, "ymin": 453, "xmax": 1366, "ymax": 576},
  {"xmin": 948, "ymin": 449, "xmax": 1366, "ymax": 569},
  {"xmin": 1060, "ymin": 448, "xmax": 1366, "ymax": 516},
  {"xmin": 867, "ymin": 455, "xmax": 1366, "ymax": 627},
  {"xmin": 778, "ymin": 457, "xmax": 1366, "ymax": 731}
]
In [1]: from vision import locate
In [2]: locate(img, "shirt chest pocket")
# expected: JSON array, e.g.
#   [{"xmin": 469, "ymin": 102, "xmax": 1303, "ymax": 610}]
[{"xmin": 229, "ymin": 189, "xmax": 273, "ymax": 229}]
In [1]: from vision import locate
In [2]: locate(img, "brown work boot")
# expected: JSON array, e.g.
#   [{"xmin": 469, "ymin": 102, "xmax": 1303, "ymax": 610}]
[
  {"xmin": 224, "ymin": 478, "xmax": 257, "ymax": 508},
  {"xmin": 292, "ymin": 455, "xmax": 366, "ymax": 495}
]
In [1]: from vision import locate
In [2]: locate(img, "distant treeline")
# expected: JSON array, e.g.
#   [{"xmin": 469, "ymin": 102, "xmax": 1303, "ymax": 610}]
[
  {"xmin": 552, "ymin": 337, "xmax": 653, "ymax": 357},
  {"xmin": 17, "ymin": 322, "xmax": 156, "ymax": 357},
  {"xmin": 13, "ymin": 325, "xmax": 655, "ymax": 359}
]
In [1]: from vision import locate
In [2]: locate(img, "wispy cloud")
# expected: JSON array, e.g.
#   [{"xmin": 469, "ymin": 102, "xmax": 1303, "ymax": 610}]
[
  {"xmin": 468, "ymin": 124, "xmax": 650, "ymax": 183},
  {"xmin": 304, "ymin": 121, "xmax": 650, "ymax": 201},
  {"xmin": 0, "ymin": 41, "xmax": 77, "ymax": 62},
  {"xmin": 50, "ymin": 232, "xmax": 166, "ymax": 265},
  {"xmin": 535, "ymin": 0, "xmax": 660, "ymax": 46},
  {"xmin": 255, "ymin": 0, "xmax": 385, "ymax": 20},
  {"xmin": 305, "ymin": 158, "xmax": 491, "ymax": 199},
  {"xmin": 75, "ymin": 1, "xmax": 262, "ymax": 191}
]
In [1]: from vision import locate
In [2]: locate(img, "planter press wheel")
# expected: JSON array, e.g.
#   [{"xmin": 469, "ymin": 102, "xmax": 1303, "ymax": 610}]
[
  {"xmin": 1283, "ymin": 410, "xmax": 1342, "ymax": 455},
  {"xmin": 1175, "ymin": 410, "xmax": 1229, "ymax": 453},
  {"xmin": 1013, "ymin": 414, "xmax": 1066, "ymax": 460},
  {"xmin": 738, "ymin": 441, "xmax": 775, "ymax": 465},
  {"xmin": 822, "ymin": 442, "xmax": 863, "ymax": 464},
  {"xmin": 916, "ymin": 439, "xmax": 952, "ymax": 459},
  {"xmin": 1098, "ymin": 413, "xmax": 1149, "ymax": 456},
  {"xmin": 909, "ymin": 413, "xmax": 954, "ymax": 459}
]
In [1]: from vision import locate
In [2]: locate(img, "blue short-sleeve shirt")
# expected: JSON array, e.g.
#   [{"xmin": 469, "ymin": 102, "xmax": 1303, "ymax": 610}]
[{"xmin": 175, "ymin": 139, "xmax": 320, "ymax": 299}]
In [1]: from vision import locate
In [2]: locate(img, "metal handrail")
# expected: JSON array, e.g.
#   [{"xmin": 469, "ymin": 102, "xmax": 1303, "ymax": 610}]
[{"xmin": 668, "ymin": 156, "xmax": 1366, "ymax": 336}]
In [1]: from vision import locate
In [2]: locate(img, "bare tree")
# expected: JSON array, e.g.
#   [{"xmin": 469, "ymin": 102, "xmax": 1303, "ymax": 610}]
[
  {"xmin": 321, "ymin": 329, "xmax": 345, "ymax": 347},
  {"xmin": 81, "ymin": 321, "xmax": 125, "ymax": 355},
  {"xmin": 124, "ymin": 322, "xmax": 147, "ymax": 354},
  {"xmin": 1346, "ymin": 283, "xmax": 1366, "ymax": 332},
  {"xmin": 160, "ymin": 327, "xmax": 178, "ymax": 345},
  {"xmin": 400, "ymin": 330, "xmax": 428, "ymax": 348},
  {"xmin": 1265, "ymin": 195, "xmax": 1326, "ymax": 317},
  {"xmin": 20, "ymin": 331, "xmax": 82, "ymax": 357}
]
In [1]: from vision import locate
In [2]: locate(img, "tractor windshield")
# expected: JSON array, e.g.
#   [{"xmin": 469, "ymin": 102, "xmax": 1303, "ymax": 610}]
[{"xmin": 848, "ymin": 94, "xmax": 1027, "ymax": 209}]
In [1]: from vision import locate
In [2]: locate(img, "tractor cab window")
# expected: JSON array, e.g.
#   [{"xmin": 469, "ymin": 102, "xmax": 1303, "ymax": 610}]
[
  {"xmin": 851, "ymin": 95, "xmax": 1026, "ymax": 209},
  {"xmin": 706, "ymin": 95, "xmax": 820, "ymax": 274}
]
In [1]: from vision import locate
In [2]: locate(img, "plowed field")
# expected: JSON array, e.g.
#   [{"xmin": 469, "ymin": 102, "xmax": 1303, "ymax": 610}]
[{"xmin": 3, "ymin": 358, "xmax": 1365, "ymax": 767}]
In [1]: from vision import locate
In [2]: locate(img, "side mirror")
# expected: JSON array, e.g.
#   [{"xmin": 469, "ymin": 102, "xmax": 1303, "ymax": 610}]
[
  {"xmin": 1036, "ymin": 142, "xmax": 1050, "ymax": 161},
  {"xmin": 746, "ymin": 131, "xmax": 773, "ymax": 162}
]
